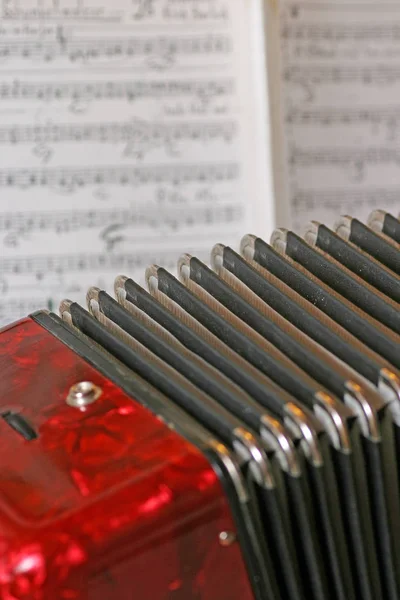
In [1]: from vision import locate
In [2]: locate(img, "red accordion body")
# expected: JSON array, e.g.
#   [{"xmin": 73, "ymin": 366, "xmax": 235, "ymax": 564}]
[
  {"xmin": 0, "ymin": 318, "xmax": 253, "ymax": 600},
  {"xmin": 2, "ymin": 208, "xmax": 399, "ymax": 600}
]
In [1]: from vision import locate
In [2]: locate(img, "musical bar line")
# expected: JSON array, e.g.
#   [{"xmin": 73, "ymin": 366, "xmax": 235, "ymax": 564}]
[
  {"xmin": 286, "ymin": 3, "xmax": 400, "ymax": 12},
  {"xmin": 0, "ymin": 298, "xmax": 51, "ymax": 320},
  {"xmin": 0, "ymin": 163, "xmax": 240, "ymax": 189},
  {"xmin": 1, "ymin": 3, "xmax": 119, "ymax": 21},
  {"xmin": 0, "ymin": 250, "xmax": 204, "ymax": 275},
  {"xmin": 0, "ymin": 203, "xmax": 242, "ymax": 235},
  {"xmin": 292, "ymin": 187, "xmax": 400, "ymax": 210},
  {"xmin": 0, "ymin": 120, "xmax": 237, "ymax": 146},
  {"xmin": 284, "ymin": 65, "xmax": 400, "ymax": 86},
  {"xmin": 0, "ymin": 34, "xmax": 231, "ymax": 63},
  {"xmin": 290, "ymin": 146, "xmax": 400, "ymax": 168},
  {"xmin": 286, "ymin": 106, "xmax": 400, "ymax": 127},
  {"xmin": 0, "ymin": 78, "xmax": 234, "ymax": 103},
  {"xmin": 282, "ymin": 23, "xmax": 400, "ymax": 42}
]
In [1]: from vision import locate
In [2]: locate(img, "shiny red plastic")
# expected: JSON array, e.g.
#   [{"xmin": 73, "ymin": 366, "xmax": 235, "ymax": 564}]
[{"xmin": 0, "ymin": 317, "xmax": 254, "ymax": 600}]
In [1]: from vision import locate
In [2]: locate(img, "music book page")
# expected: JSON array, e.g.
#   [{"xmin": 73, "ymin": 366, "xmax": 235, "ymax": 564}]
[
  {"xmin": 270, "ymin": 0, "xmax": 400, "ymax": 231},
  {"xmin": 0, "ymin": 0, "xmax": 272, "ymax": 326}
]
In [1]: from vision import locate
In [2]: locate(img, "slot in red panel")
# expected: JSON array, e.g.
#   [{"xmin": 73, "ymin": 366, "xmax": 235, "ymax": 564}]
[{"xmin": 0, "ymin": 317, "xmax": 254, "ymax": 600}]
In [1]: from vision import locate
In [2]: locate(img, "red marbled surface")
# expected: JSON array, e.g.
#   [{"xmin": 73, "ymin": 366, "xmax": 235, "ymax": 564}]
[{"xmin": 0, "ymin": 317, "xmax": 254, "ymax": 600}]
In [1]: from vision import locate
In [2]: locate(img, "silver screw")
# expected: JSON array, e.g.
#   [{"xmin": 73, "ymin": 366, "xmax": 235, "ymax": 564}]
[
  {"xmin": 66, "ymin": 381, "xmax": 102, "ymax": 409},
  {"xmin": 219, "ymin": 531, "xmax": 236, "ymax": 547}
]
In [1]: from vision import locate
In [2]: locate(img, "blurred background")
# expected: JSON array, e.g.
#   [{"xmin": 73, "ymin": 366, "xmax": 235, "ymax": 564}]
[{"xmin": 0, "ymin": 0, "xmax": 398, "ymax": 326}]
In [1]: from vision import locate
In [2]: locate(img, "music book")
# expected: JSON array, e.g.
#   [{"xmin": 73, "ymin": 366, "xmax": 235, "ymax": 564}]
[{"xmin": 0, "ymin": 0, "xmax": 398, "ymax": 326}]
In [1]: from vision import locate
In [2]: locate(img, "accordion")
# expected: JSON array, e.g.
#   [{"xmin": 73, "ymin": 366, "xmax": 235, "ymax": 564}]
[{"xmin": 1, "ymin": 209, "xmax": 400, "ymax": 600}]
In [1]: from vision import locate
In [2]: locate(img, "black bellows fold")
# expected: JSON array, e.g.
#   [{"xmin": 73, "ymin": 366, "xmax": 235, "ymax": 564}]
[{"xmin": 58, "ymin": 207, "xmax": 400, "ymax": 600}]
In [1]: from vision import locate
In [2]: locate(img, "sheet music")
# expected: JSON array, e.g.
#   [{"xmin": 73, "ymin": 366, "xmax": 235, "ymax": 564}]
[
  {"xmin": 0, "ymin": 0, "xmax": 272, "ymax": 326},
  {"xmin": 276, "ymin": 0, "xmax": 400, "ymax": 231}
]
